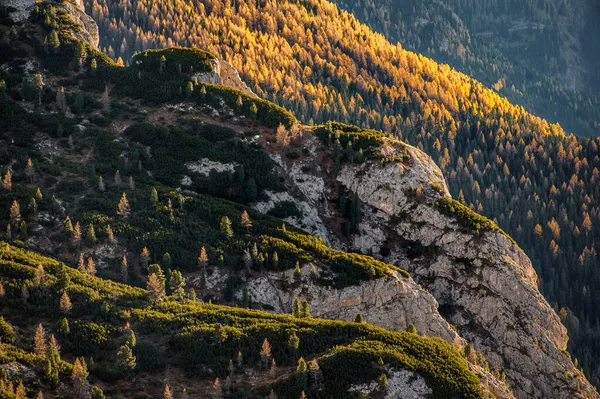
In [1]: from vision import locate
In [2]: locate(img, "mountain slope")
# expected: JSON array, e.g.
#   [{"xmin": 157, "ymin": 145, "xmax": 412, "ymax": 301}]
[
  {"xmin": 82, "ymin": 0, "xmax": 600, "ymax": 386},
  {"xmin": 0, "ymin": 3, "xmax": 512, "ymax": 398},
  {"xmin": 0, "ymin": 1, "xmax": 598, "ymax": 398},
  {"xmin": 331, "ymin": 0, "xmax": 600, "ymax": 136}
]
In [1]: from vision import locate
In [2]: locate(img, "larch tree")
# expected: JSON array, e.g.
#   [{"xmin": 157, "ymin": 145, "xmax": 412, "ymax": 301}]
[
  {"xmin": 240, "ymin": 210, "xmax": 252, "ymax": 231},
  {"xmin": 59, "ymin": 292, "xmax": 72, "ymax": 314},
  {"xmin": 259, "ymin": 338, "xmax": 272, "ymax": 369},
  {"xmin": 34, "ymin": 323, "xmax": 46, "ymax": 356},
  {"xmin": 9, "ymin": 200, "xmax": 21, "ymax": 226},
  {"xmin": 220, "ymin": 216, "xmax": 233, "ymax": 239},
  {"xmin": 117, "ymin": 192, "xmax": 131, "ymax": 218},
  {"xmin": 147, "ymin": 273, "xmax": 165, "ymax": 304}
]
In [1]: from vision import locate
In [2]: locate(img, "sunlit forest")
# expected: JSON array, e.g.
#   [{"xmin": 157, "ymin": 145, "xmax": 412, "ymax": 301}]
[
  {"xmin": 331, "ymin": 0, "xmax": 600, "ymax": 136},
  {"xmin": 85, "ymin": 0, "xmax": 600, "ymax": 385}
]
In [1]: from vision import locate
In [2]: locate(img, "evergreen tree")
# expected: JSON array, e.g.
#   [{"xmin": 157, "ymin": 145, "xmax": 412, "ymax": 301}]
[
  {"xmin": 162, "ymin": 252, "xmax": 172, "ymax": 268},
  {"xmin": 292, "ymin": 297, "xmax": 300, "ymax": 317},
  {"xmin": 300, "ymin": 299, "xmax": 311, "ymax": 318},
  {"xmin": 220, "ymin": 216, "xmax": 233, "ymax": 239},
  {"xmin": 246, "ymin": 178, "xmax": 257, "ymax": 202},
  {"xmin": 295, "ymin": 357, "xmax": 308, "ymax": 390},
  {"xmin": 90, "ymin": 386, "xmax": 106, "ymax": 399},
  {"xmin": 288, "ymin": 332, "xmax": 300, "ymax": 354},
  {"xmin": 163, "ymin": 384, "xmax": 174, "ymax": 399},
  {"xmin": 64, "ymin": 216, "xmax": 74, "ymax": 236},
  {"xmin": 355, "ymin": 313, "xmax": 365, "ymax": 323},
  {"xmin": 86, "ymin": 224, "xmax": 97, "ymax": 247},
  {"xmin": 168, "ymin": 270, "xmax": 185, "ymax": 299},
  {"xmin": 116, "ymin": 344, "xmax": 136, "ymax": 373},
  {"xmin": 59, "ymin": 318, "xmax": 70, "ymax": 336},
  {"xmin": 150, "ymin": 187, "xmax": 159, "ymax": 206}
]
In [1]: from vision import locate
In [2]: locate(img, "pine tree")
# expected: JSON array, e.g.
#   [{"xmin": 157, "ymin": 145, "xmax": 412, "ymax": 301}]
[
  {"xmin": 300, "ymin": 299, "xmax": 311, "ymax": 318},
  {"xmin": 114, "ymin": 170, "xmax": 121, "ymax": 186},
  {"xmin": 59, "ymin": 292, "xmax": 72, "ymax": 313},
  {"xmin": 168, "ymin": 270, "xmax": 185, "ymax": 299},
  {"xmin": 59, "ymin": 318, "xmax": 70, "ymax": 336},
  {"xmin": 220, "ymin": 216, "xmax": 233, "ymax": 238},
  {"xmin": 241, "ymin": 210, "xmax": 252, "ymax": 231},
  {"xmin": 19, "ymin": 221, "xmax": 27, "ymax": 239},
  {"xmin": 33, "ymin": 73, "xmax": 44, "ymax": 106},
  {"xmin": 34, "ymin": 323, "xmax": 46, "ymax": 356},
  {"xmin": 98, "ymin": 176, "xmax": 105, "ymax": 191},
  {"xmin": 35, "ymin": 187, "xmax": 43, "ymax": 201},
  {"xmin": 56, "ymin": 86, "xmax": 67, "ymax": 113},
  {"xmin": 64, "ymin": 216, "xmax": 74, "ymax": 235},
  {"xmin": 295, "ymin": 357, "xmax": 308, "ymax": 390},
  {"xmin": 406, "ymin": 324, "xmax": 417, "ymax": 334},
  {"xmin": 116, "ymin": 344, "xmax": 136, "ymax": 372},
  {"xmin": 126, "ymin": 328, "xmax": 136, "ymax": 348},
  {"xmin": 117, "ymin": 192, "xmax": 130, "ymax": 217},
  {"xmin": 128, "ymin": 176, "xmax": 135, "ymax": 191},
  {"xmin": 45, "ymin": 335, "xmax": 61, "ymax": 386},
  {"xmin": 292, "ymin": 297, "xmax": 300, "ymax": 317},
  {"xmin": 86, "ymin": 224, "xmax": 97, "ymax": 247},
  {"xmin": 246, "ymin": 178, "xmax": 257, "ymax": 202},
  {"xmin": 288, "ymin": 332, "xmax": 300, "ymax": 354},
  {"xmin": 355, "ymin": 313, "xmax": 364, "ymax": 323},
  {"xmin": 162, "ymin": 252, "xmax": 172, "ymax": 268},
  {"xmin": 188, "ymin": 287, "xmax": 196, "ymax": 301},
  {"xmin": 150, "ymin": 187, "xmax": 158, "ymax": 206},
  {"xmin": 90, "ymin": 386, "xmax": 106, "ymax": 399}
]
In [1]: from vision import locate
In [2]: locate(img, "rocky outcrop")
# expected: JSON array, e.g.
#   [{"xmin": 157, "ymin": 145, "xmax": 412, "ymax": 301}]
[
  {"xmin": 254, "ymin": 130, "xmax": 597, "ymax": 398},
  {"xmin": 193, "ymin": 58, "xmax": 256, "ymax": 96},
  {"xmin": 236, "ymin": 264, "xmax": 463, "ymax": 345},
  {"xmin": 55, "ymin": 0, "xmax": 99, "ymax": 48},
  {"xmin": 332, "ymin": 143, "xmax": 597, "ymax": 399},
  {"xmin": 3, "ymin": 0, "xmax": 99, "ymax": 47}
]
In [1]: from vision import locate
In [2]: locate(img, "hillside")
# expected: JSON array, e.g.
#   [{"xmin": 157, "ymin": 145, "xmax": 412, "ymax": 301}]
[
  {"xmin": 331, "ymin": 0, "xmax": 600, "ymax": 136},
  {"xmin": 0, "ymin": 1, "xmax": 598, "ymax": 398},
  {"xmin": 81, "ymin": 0, "xmax": 600, "ymax": 386},
  {"xmin": 0, "ymin": 2, "xmax": 515, "ymax": 398}
]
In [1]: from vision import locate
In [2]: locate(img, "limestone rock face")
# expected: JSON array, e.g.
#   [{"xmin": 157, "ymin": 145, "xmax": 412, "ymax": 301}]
[
  {"xmin": 4, "ymin": 0, "xmax": 99, "ymax": 48},
  {"xmin": 332, "ymin": 143, "xmax": 597, "ymax": 399},
  {"xmin": 193, "ymin": 59, "xmax": 255, "ymax": 96},
  {"xmin": 238, "ymin": 264, "xmax": 462, "ymax": 345},
  {"xmin": 55, "ymin": 0, "xmax": 99, "ymax": 49}
]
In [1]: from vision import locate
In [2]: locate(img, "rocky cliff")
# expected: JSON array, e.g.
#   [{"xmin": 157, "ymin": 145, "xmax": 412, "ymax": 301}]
[{"xmin": 251, "ymin": 129, "xmax": 599, "ymax": 399}]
